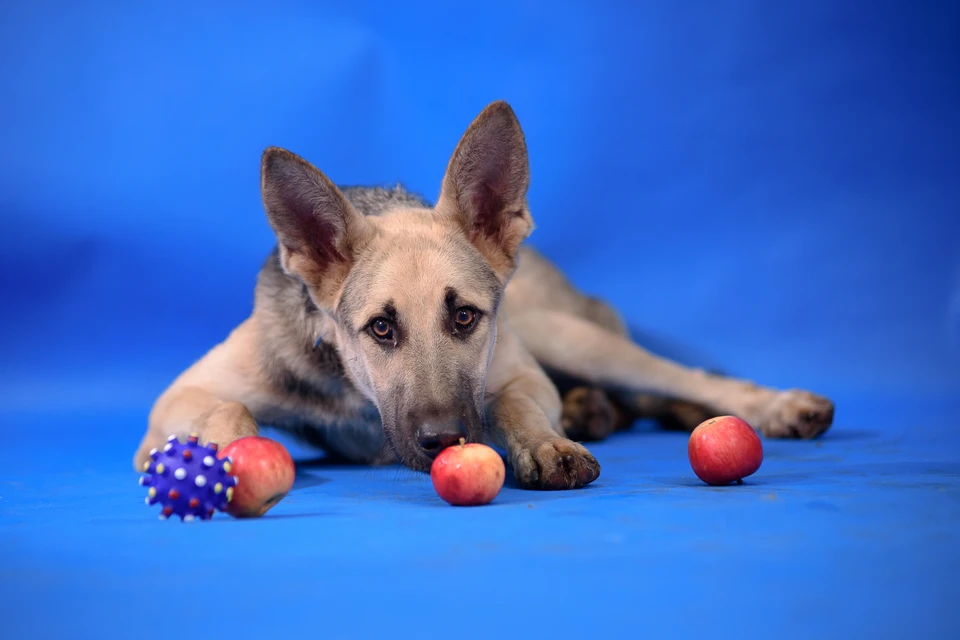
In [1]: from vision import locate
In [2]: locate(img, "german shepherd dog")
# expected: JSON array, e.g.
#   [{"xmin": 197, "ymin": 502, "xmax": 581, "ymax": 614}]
[{"xmin": 134, "ymin": 101, "xmax": 834, "ymax": 490}]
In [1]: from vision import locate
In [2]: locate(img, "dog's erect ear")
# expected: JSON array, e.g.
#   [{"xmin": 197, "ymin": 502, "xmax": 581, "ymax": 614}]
[
  {"xmin": 436, "ymin": 101, "xmax": 533, "ymax": 279},
  {"xmin": 261, "ymin": 147, "xmax": 373, "ymax": 306}
]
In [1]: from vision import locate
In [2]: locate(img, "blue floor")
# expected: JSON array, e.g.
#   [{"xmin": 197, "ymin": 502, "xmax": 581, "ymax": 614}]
[{"xmin": 1, "ymin": 400, "xmax": 957, "ymax": 639}]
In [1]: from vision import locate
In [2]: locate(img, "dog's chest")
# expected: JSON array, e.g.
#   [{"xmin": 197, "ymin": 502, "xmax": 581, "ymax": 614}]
[
  {"xmin": 265, "ymin": 340, "xmax": 371, "ymax": 415},
  {"xmin": 260, "ymin": 340, "xmax": 388, "ymax": 462}
]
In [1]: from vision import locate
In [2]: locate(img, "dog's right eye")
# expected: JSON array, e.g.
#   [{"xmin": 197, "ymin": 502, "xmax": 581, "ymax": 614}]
[{"xmin": 369, "ymin": 318, "xmax": 395, "ymax": 342}]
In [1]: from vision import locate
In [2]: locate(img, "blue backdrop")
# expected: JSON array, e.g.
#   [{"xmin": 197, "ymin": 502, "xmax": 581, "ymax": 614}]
[
  {"xmin": 2, "ymin": 3, "xmax": 960, "ymax": 639},
  {"xmin": 2, "ymin": 1, "xmax": 958, "ymax": 420}
]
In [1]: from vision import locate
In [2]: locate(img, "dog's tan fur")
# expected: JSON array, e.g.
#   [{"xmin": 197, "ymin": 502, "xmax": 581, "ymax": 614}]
[{"xmin": 134, "ymin": 101, "xmax": 834, "ymax": 490}]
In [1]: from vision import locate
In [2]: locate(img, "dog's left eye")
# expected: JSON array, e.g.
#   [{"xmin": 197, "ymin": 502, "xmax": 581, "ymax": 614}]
[
  {"xmin": 454, "ymin": 307, "xmax": 477, "ymax": 328},
  {"xmin": 369, "ymin": 318, "xmax": 395, "ymax": 343}
]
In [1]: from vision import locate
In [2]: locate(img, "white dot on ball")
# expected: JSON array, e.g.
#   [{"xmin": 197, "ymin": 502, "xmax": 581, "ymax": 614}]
[
  {"xmin": 233, "ymin": 476, "xmax": 239, "ymax": 486},
  {"xmin": 163, "ymin": 443, "xmax": 173, "ymax": 452},
  {"xmin": 144, "ymin": 496, "xmax": 151, "ymax": 505},
  {"xmin": 203, "ymin": 456, "xmax": 214, "ymax": 467},
  {"xmin": 167, "ymin": 435, "xmax": 178, "ymax": 442},
  {"xmin": 138, "ymin": 476, "xmax": 145, "ymax": 486},
  {"xmin": 158, "ymin": 513, "xmax": 168, "ymax": 520},
  {"xmin": 174, "ymin": 468, "xmax": 187, "ymax": 480},
  {"xmin": 195, "ymin": 475, "xmax": 207, "ymax": 487},
  {"xmin": 183, "ymin": 514, "xmax": 195, "ymax": 522},
  {"xmin": 149, "ymin": 448, "xmax": 158, "ymax": 456}
]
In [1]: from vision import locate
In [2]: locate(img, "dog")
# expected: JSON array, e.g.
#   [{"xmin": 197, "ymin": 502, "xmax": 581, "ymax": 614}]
[{"xmin": 133, "ymin": 101, "xmax": 834, "ymax": 490}]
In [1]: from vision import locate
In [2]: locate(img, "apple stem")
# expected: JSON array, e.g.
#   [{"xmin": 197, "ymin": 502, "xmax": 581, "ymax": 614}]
[{"xmin": 459, "ymin": 437, "xmax": 466, "ymax": 447}]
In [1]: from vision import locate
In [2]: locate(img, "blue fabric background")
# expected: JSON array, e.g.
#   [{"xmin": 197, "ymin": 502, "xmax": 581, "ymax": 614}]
[
  {"xmin": 2, "ymin": 1, "xmax": 958, "ymax": 415},
  {"xmin": 2, "ymin": 2, "xmax": 959, "ymax": 638}
]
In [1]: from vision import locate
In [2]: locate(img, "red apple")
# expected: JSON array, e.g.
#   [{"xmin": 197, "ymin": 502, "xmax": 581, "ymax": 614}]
[
  {"xmin": 430, "ymin": 440, "xmax": 505, "ymax": 506},
  {"xmin": 218, "ymin": 436, "xmax": 295, "ymax": 517},
  {"xmin": 688, "ymin": 415, "xmax": 763, "ymax": 486}
]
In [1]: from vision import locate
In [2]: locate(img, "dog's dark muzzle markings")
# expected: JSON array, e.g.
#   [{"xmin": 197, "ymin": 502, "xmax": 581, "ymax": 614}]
[
  {"xmin": 386, "ymin": 367, "xmax": 489, "ymax": 466},
  {"xmin": 390, "ymin": 395, "xmax": 486, "ymax": 470},
  {"xmin": 416, "ymin": 416, "xmax": 468, "ymax": 458},
  {"xmin": 411, "ymin": 400, "xmax": 485, "ymax": 454}
]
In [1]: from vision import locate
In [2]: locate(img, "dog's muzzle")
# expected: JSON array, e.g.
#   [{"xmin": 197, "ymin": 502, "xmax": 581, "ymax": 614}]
[{"xmin": 416, "ymin": 419, "xmax": 467, "ymax": 459}]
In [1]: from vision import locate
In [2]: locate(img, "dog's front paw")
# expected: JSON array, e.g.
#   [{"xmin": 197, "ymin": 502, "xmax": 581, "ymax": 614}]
[
  {"xmin": 755, "ymin": 390, "xmax": 835, "ymax": 439},
  {"xmin": 512, "ymin": 439, "xmax": 601, "ymax": 490}
]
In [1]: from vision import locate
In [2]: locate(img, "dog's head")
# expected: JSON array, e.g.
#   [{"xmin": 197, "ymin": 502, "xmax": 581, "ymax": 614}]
[{"xmin": 259, "ymin": 101, "xmax": 533, "ymax": 471}]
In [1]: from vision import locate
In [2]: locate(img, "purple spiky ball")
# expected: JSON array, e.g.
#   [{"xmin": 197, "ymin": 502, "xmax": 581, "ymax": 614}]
[{"xmin": 139, "ymin": 433, "xmax": 239, "ymax": 521}]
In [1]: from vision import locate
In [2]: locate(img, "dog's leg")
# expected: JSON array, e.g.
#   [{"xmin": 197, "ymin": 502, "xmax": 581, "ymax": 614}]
[
  {"xmin": 511, "ymin": 310, "xmax": 834, "ymax": 439},
  {"xmin": 485, "ymin": 322, "xmax": 601, "ymax": 490},
  {"xmin": 133, "ymin": 320, "xmax": 263, "ymax": 471},
  {"xmin": 560, "ymin": 385, "xmax": 716, "ymax": 438}
]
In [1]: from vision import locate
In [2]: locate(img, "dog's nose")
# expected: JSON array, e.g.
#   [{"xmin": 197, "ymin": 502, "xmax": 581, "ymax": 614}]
[{"xmin": 417, "ymin": 421, "xmax": 467, "ymax": 458}]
